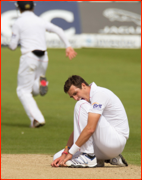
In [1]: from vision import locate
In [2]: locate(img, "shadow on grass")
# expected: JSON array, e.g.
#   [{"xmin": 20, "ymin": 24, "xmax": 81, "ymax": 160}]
[{"xmin": 1, "ymin": 122, "xmax": 29, "ymax": 128}]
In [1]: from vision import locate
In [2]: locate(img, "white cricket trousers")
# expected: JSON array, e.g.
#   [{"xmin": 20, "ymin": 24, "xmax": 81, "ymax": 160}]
[
  {"xmin": 53, "ymin": 100, "xmax": 127, "ymax": 160},
  {"xmin": 16, "ymin": 51, "xmax": 48, "ymax": 125}
]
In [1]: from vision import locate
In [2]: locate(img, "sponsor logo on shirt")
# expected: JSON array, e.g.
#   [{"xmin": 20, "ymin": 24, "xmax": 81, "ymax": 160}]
[
  {"xmin": 92, "ymin": 102, "xmax": 102, "ymax": 110},
  {"xmin": 12, "ymin": 33, "xmax": 16, "ymax": 38}
]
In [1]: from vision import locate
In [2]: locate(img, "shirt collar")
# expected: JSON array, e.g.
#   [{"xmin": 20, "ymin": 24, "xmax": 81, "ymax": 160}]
[{"xmin": 20, "ymin": 11, "xmax": 34, "ymax": 17}]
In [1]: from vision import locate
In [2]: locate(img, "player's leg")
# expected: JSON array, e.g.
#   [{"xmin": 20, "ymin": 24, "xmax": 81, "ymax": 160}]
[
  {"xmin": 16, "ymin": 52, "xmax": 45, "ymax": 127},
  {"xmin": 92, "ymin": 116, "xmax": 128, "ymax": 166},
  {"xmin": 65, "ymin": 100, "xmax": 97, "ymax": 167},
  {"xmin": 73, "ymin": 100, "xmax": 95, "ymax": 154},
  {"xmin": 92, "ymin": 115, "xmax": 126, "ymax": 159},
  {"xmin": 32, "ymin": 52, "xmax": 48, "ymax": 96}
]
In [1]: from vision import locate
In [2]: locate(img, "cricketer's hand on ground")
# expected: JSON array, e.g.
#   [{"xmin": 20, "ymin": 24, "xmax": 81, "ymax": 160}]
[
  {"xmin": 60, "ymin": 153, "xmax": 73, "ymax": 167},
  {"xmin": 66, "ymin": 47, "xmax": 77, "ymax": 60},
  {"xmin": 51, "ymin": 154, "xmax": 67, "ymax": 167}
]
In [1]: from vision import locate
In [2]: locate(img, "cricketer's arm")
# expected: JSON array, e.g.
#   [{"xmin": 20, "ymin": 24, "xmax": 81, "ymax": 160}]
[{"xmin": 9, "ymin": 23, "xmax": 20, "ymax": 50}]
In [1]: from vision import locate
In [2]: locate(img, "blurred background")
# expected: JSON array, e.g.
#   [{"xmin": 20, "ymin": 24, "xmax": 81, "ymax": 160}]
[
  {"xmin": 1, "ymin": 1, "xmax": 141, "ymax": 166},
  {"xmin": 1, "ymin": 1, "xmax": 141, "ymax": 48}
]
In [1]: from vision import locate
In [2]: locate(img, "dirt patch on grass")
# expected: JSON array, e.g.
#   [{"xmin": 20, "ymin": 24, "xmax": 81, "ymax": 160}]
[{"xmin": 1, "ymin": 154, "xmax": 141, "ymax": 179}]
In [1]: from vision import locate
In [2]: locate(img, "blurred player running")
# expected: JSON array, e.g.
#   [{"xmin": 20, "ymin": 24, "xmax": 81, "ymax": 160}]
[{"xmin": 9, "ymin": 1, "xmax": 77, "ymax": 128}]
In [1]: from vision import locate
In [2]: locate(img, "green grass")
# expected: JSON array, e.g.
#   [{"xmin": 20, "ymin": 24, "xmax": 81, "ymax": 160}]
[{"xmin": 1, "ymin": 47, "xmax": 141, "ymax": 165}]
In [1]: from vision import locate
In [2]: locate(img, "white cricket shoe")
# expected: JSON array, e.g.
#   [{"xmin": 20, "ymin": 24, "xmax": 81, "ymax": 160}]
[
  {"xmin": 110, "ymin": 154, "xmax": 128, "ymax": 167},
  {"xmin": 66, "ymin": 153, "xmax": 97, "ymax": 168},
  {"xmin": 30, "ymin": 119, "xmax": 45, "ymax": 128}
]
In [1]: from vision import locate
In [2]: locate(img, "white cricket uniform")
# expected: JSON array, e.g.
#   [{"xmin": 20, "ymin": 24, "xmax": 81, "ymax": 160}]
[
  {"xmin": 53, "ymin": 82, "xmax": 129, "ymax": 160},
  {"xmin": 9, "ymin": 11, "xmax": 71, "ymax": 125}
]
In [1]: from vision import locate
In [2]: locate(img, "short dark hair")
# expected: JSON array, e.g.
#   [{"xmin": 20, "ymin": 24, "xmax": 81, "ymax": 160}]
[
  {"xmin": 64, "ymin": 75, "xmax": 89, "ymax": 93},
  {"xmin": 17, "ymin": 1, "xmax": 34, "ymax": 11}
]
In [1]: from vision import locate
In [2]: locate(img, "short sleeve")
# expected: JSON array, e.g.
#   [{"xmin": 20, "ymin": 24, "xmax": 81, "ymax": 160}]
[{"xmin": 89, "ymin": 91, "xmax": 108, "ymax": 114}]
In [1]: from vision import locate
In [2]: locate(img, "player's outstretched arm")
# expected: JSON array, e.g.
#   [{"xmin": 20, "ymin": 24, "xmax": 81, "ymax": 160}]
[
  {"xmin": 45, "ymin": 22, "xmax": 77, "ymax": 59},
  {"xmin": 66, "ymin": 47, "xmax": 77, "ymax": 60}
]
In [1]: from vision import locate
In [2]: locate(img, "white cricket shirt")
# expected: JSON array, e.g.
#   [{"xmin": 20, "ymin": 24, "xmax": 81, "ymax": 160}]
[
  {"xmin": 89, "ymin": 82, "xmax": 129, "ymax": 139},
  {"xmin": 9, "ymin": 11, "xmax": 71, "ymax": 54}
]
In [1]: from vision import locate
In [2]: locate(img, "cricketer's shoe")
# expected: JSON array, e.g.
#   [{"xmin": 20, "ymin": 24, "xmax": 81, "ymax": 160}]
[
  {"xmin": 30, "ymin": 119, "xmax": 45, "ymax": 128},
  {"xmin": 39, "ymin": 76, "xmax": 48, "ymax": 96},
  {"xmin": 66, "ymin": 153, "xmax": 97, "ymax": 168},
  {"xmin": 108, "ymin": 154, "xmax": 128, "ymax": 167}
]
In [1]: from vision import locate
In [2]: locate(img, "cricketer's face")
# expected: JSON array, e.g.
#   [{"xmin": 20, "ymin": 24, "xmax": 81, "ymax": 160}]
[{"xmin": 67, "ymin": 83, "xmax": 90, "ymax": 102}]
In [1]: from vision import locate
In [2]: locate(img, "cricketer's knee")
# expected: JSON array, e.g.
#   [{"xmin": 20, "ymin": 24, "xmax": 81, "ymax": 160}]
[
  {"xmin": 16, "ymin": 87, "xmax": 30, "ymax": 99},
  {"xmin": 32, "ymin": 78, "xmax": 40, "ymax": 96}
]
